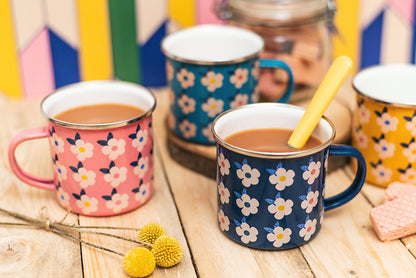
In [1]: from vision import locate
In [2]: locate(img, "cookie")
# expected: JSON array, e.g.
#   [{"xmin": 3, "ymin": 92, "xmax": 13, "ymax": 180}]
[{"xmin": 384, "ymin": 182, "xmax": 416, "ymax": 202}]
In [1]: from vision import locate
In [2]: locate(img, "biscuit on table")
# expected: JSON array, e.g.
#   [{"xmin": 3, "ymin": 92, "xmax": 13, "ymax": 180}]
[
  {"xmin": 370, "ymin": 193, "xmax": 416, "ymax": 241},
  {"xmin": 384, "ymin": 182, "xmax": 416, "ymax": 201}
]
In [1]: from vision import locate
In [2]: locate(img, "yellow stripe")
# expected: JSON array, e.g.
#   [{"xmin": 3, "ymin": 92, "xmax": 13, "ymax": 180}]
[
  {"xmin": 333, "ymin": 0, "xmax": 360, "ymax": 73},
  {"xmin": 77, "ymin": 0, "xmax": 113, "ymax": 81},
  {"xmin": 168, "ymin": 0, "xmax": 196, "ymax": 28},
  {"xmin": 0, "ymin": 0, "xmax": 23, "ymax": 98}
]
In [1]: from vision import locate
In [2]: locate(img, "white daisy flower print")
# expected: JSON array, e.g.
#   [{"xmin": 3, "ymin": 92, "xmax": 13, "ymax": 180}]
[
  {"xmin": 298, "ymin": 216, "xmax": 317, "ymax": 241},
  {"xmin": 404, "ymin": 112, "xmax": 416, "ymax": 136},
  {"xmin": 178, "ymin": 94, "xmax": 196, "ymax": 114},
  {"xmin": 218, "ymin": 181, "xmax": 230, "ymax": 204},
  {"xmin": 375, "ymin": 108, "xmax": 398, "ymax": 133},
  {"xmin": 67, "ymin": 133, "xmax": 94, "ymax": 161},
  {"xmin": 202, "ymin": 123, "xmax": 215, "ymax": 143},
  {"xmin": 177, "ymin": 68, "xmax": 195, "ymax": 89},
  {"xmin": 129, "ymin": 125, "xmax": 148, "ymax": 152},
  {"xmin": 402, "ymin": 138, "xmax": 416, "ymax": 162},
  {"xmin": 373, "ymin": 135, "xmax": 395, "ymax": 159},
  {"xmin": 252, "ymin": 60, "xmax": 260, "ymax": 80},
  {"xmin": 235, "ymin": 159, "xmax": 260, "ymax": 187},
  {"xmin": 370, "ymin": 161, "xmax": 392, "ymax": 185},
  {"xmin": 302, "ymin": 158, "xmax": 321, "ymax": 185},
  {"xmin": 202, "ymin": 97, "xmax": 224, "ymax": 118},
  {"xmin": 300, "ymin": 187, "xmax": 319, "ymax": 213},
  {"xmin": 267, "ymin": 163, "xmax": 295, "ymax": 191},
  {"xmin": 50, "ymin": 132, "xmax": 65, "ymax": 154},
  {"xmin": 56, "ymin": 185, "xmax": 70, "ymax": 208},
  {"xmin": 73, "ymin": 190, "xmax": 99, "ymax": 215},
  {"xmin": 131, "ymin": 153, "xmax": 149, "ymax": 179},
  {"xmin": 98, "ymin": 132, "xmax": 126, "ymax": 160},
  {"xmin": 399, "ymin": 164, "xmax": 416, "ymax": 184},
  {"xmin": 70, "ymin": 162, "xmax": 96, "ymax": 188},
  {"xmin": 218, "ymin": 209, "xmax": 230, "ymax": 232},
  {"xmin": 102, "ymin": 188, "xmax": 129, "ymax": 213},
  {"xmin": 133, "ymin": 180, "xmax": 151, "ymax": 202},
  {"xmin": 264, "ymin": 222, "xmax": 292, "ymax": 248},
  {"xmin": 100, "ymin": 161, "xmax": 127, "ymax": 187},
  {"xmin": 53, "ymin": 157, "xmax": 67, "ymax": 181},
  {"xmin": 201, "ymin": 71, "xmax": 224, "ymax": 92},
  {"xmin": 179, "ymin": 119, "xmax": 197, "ymax": 139},
  {"xmin": 230, "ymin": 93, "xmax": 249, "ymax": 109},
  {"xmin": 235, "ymin": 218, "xmax": 258, "ymax": 244},
  {"xmin": 235, "ymin": 189, "xmax": 259, "ymax": 216},
  {"xmin": 230, "ymin": 67, "xmax": 249, "ymax": 89},
  {"xmin": 265, "ymin": 192, "xmax": 293, "ymax": 220},
  {"xmin": 354, "ymin": 127, "xmax": 368, "ymax": 149},
  {"xmin": 218, "ymin": 152, "xmax": 230, "ymax": 176},
  {"xmin": 358, "ymin": 102, "xmax": 371, "ymax": 124}
]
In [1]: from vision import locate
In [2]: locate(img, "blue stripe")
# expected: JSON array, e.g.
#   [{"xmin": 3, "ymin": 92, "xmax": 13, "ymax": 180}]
[{"xmin": 360, "ymin": 11, "xmax": 384, "ymax": 69}]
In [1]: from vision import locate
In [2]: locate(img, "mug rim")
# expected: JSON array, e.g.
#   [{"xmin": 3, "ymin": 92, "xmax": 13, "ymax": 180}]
[
  {"xmin": 212, "ymin": 103, "xmax": 336, "ymax": 159},
  {"xmin": 161, "ymin": 24, "xmax": 264, "ymax": 65},
  {"xmin": 40, "ymin": 80, "xmax": 157, "ymax": 130}
]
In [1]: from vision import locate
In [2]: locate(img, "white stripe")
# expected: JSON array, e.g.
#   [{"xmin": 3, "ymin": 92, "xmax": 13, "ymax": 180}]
[
  {"xmin": 360, "ymin": 0, "xmax": 387, "ymax": 29},
  {"xmin": 136, "ymin": 0, "xmax": 167, "ymax": 44}
]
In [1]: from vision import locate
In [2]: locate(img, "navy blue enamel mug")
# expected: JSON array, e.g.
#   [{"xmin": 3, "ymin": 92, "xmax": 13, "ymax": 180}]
[
  {"xmin": 212, "ymin": 103, "xmax": 366, "ymax": 250},
  {"xmin": 162, "ymin": 24, "xmax": 294, "ymax": 145}
]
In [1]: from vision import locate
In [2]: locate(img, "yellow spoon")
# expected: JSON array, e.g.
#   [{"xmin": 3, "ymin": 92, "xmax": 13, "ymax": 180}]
[{"xmin": 288, "ymin": 56, "xmax": 353, "ymax": 149}]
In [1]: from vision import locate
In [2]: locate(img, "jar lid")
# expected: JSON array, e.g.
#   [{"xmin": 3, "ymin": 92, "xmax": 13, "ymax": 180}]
[{"xmin": 219, "ymin": 0, "xmax": 333, "ymax": 27}]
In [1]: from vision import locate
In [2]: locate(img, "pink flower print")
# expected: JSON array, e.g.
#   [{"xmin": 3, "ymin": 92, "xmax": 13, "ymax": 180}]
[
  {"xmin": 177, "ymin": 68, "xmax": 195, "ymax": 89},
  {"xmin": 98, "ymin": 132, "xmax": 126, "ymax": 160},
  {"xmin": 53, "ymin": 155, "xmax": 67, "ymax": 181},
  {"xmin": 235, "ymin": 159, "xmax": 260, "ymax": 187},
  {"xmin": 252, "ymin": 61, "xmax": 260, "ymax": 80},
  {"xmin": 202, "ymin": 123, "xmax": 215, "ymax": 143},
  {"xmin": 178, "ymin": 94, "xmax": 196, "ymax": 114},
  {"xmin": 354, "ymin": 127, "xmax": 368, "ymax": 149},
  {"xmin": 302, "ymin": 158, "xmax": 321, "ymax": 185},
  {"xmin": 73, "ymin": 189, "xmax": 99, "ymax": 214},
  {"xmin": 235, "ymin": 218, "xmax": 258, "ymax": 244},
  {"xmin": 100, "ymin": 161, "xmax": 127, "ymax": 187},
  {"xmin": 398, "ymin": 164, "xmax": 416, "ymax": 184},
  {"xmin": 129, "ymin": 125, "xmax": 148, "ymax": 152},
  {"xmin": 235, "ymin": 189, "xmax": 259, "ymax": 216},
  {"xmin": 56, "ymin": 183, "xmax": 70, "ymax": 208},
  {"xmin": 265, "ymin": 192, "xmax": 293, "ymax": 220},
  {"xmin": 166, "ymin": 61, "xmax": 174, "ymax": 81},
  {"xmin": 375, "ymin": 107, "xmax": 398, "ymax": 133},
  {"xmin": 49, "ymin": 129, "xmax": 65, "ymax": 154},
  {"xmin": 373, "ymin": 135, "xmax": 395, "ymax": 159},
  {"xmin": 402, "ymin": 138, "xmax": 416, "ymax": 162},
  {"xmin": 218, "ymin": 181, "xmax": 230, "ymax": 204},
  {"xmin": 133, "ymin": 180, "xmax": 151, "ymax": 202},
  {"xmin": 298, "ymin": 216, "xmax": 317, "ymax": 241},
  {"xmin": 102, "ymin": 188, "xmax": 129, "ymax": 213},
  {"xmin": 358, "ymin": 103, "xmax": 371, "ymax": 124},
  {"xmin": 265, "ymin": 222, "xmax": 292, "ymax": 248},
  {"xmin": 370, "ymin": 160, "xmax": 392, "ymax": 185},
  {"xmin": 230, "ymin": 67, "xmax": 249, "ymax": 89},
  {"xmin": 202, "ymin": 97, "xmax": 224, "ymax": 118},
  {"xmin": 131, "ymin": 153, "xmax": 149, "ymax": 179},
  {"xmin": 67, "ymin": 133, "xmax": 93, "ymax": 161},
  {"xmin": 179, "ymin": 119, "xmax": 197, "ymax": 139},
  {"xmin": 70, "ymin": 162, "xmax": 96, "ymax": 188},
  {"xmin": 268, "ymin": 163, "xmax": 295, "ymax": 191},
  {"xmin": 404, "ymin": 111, "xmax": 416, "ymax": 136},
  {"xmin": 218, "ymin": 209, "xmax": 230, "ymax": 232},
  {"xmin": 230, "ymin": 94, "xmax": 249, "ymax": 109},
  {"xmin": 218, "ymin": 152, "xmax": 230, "ymax": 176},
  {"xmin": 300, "ymin": 187, "xmax": 319, "ymax": 213},
  {"xmin": 201, "ymin": 71, "xmax": 224, "ymax": 92}
]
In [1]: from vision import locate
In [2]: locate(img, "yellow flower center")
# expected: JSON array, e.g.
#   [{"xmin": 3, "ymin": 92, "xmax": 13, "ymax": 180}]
[
  {"xmin": 278, "ymin": 205, "xmax": 285, "ymax": 211},
  {"xmin": 84, "ymin": 202, "xmax": 90, "ymax": 207},
  {"xmin": 79, "ymin": 147, "xmax": 85, "ymax": 153},
  {"xmin": 279, "ymin": 176, "xmax": 286, "ymax": 182},
  {"xmin": 210, "ymin": 104, "xmax": 217, "ymax": 110},
  {"xmin": 81, "ymin": 175, "xmax": 88, "ymax": 180},
  {"xmin": 210, "ymin": 78, "xmax": 216, "ymax": 84},
  {"xmin": 276, "ymin": 234, "xmax": 284, "ymax": 239}
]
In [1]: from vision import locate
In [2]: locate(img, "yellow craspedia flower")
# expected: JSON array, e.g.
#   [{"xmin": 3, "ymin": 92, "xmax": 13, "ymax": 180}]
[
  {"xmin": 123, "ymin": 247, "xmax": 155, "ymax": 278},
  {"xmin": 151, "ymin": 235, "xmax": 183, "ymax": 268},
  {"xmin": 138, "ymin": 222, "xmax": 167, "ymax": 246}
]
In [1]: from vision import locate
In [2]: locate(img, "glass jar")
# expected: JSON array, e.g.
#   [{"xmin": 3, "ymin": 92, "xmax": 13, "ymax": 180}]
[{"xmin": 216, "ymin": 0, "xmax": 335, "ymax": 102}]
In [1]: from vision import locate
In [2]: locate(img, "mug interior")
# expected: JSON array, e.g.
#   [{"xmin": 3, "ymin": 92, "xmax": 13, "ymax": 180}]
[
  {"xmin": 353, "ymin": 64, "xmax": 416, "ymax": 106},
  {"xmin": 41, "ymin": 80, "xmax": 156, "ymax": 129},
  {"xmin": 162, "ymin": 24, "xmax": 264, "ymax": 63},
  {"xmin": 213, "ymin": 103, "xmax": 335, "ymax": 157}
]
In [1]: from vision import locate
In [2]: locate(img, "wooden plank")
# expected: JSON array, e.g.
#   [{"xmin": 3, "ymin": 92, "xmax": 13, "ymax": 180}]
[{"xmin": 0, "ymin": 100, "xmax": 82, "ymax": 277}]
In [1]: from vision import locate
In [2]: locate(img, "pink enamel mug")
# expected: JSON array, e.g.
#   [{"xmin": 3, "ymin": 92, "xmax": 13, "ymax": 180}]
[{"xmin": 8, "ymin": 81, "xmax": 156, "ymax": 216}]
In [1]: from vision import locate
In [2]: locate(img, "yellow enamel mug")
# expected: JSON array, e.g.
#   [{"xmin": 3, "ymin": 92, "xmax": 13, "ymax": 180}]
[{"xmin": 352, "ymin": 64, "xmax": 416, "ymax": 187}]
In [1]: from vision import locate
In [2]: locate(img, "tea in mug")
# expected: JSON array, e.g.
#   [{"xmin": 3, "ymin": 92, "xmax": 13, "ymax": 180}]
[
  {"xmin": 55, "ymin": 103, "xmax": 145, "ymax": 124},
  {"xmin": 224, "ymin": 128, "xmax": 322, "ymax": 153}
]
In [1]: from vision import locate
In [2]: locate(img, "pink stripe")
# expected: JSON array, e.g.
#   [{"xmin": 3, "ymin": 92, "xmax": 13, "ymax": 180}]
[
  {"xmin": 20, "ymin": 28, "xmax": 55, "ymax": 98},
  {"xmin": 197, "ymin": 0, "xmax": 222, "ymax": 24},
  {"xmin": 388, "ymin": 0, "xmax": 415, "ymax": 24}
]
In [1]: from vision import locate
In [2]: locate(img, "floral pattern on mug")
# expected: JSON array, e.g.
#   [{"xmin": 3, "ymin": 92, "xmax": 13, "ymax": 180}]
[
  {"xmin": 235, "ymin": 189, "xmax": 259, "ymax": 216},
  {"xmin": 267, "ymin": 163, "xmax": 295, "ymax": 191},
  {"xmin": 132, "ymin": 180, "xmax": 151, "ymax": 203},
  {"xmin": 202, "ymin": 123, "xmax": 215, "ymax": 143},
  {"xmin": 357, "ymin": 100, "xmax": 371, "ymax": 124},
  {"xmin": 100, "ymin": 161, "xmax": 128, "ymax": 187},
  {"xmin": 298, "ymin": 216, "xmax": 317, "ymax": 241},
  {"xmin": 218, "ymin": 208, "xmax": 230, "ymax": 232},
  {"xmin": 131, "ymin": 153, "xmax": 149, "ymax": 179},
  {"xmin": 166, "ymin": 61, "xmax": 174, "ymax": 81},
  {"xmin": 56, "ymin": 183, "xmax": 70, "ymax": 208},
  {"xmin": 370, "ymin": 160, "xmax": 392, "ymax": 184},
  {"xmin": 73, "ymin": 189, "xmax": 99, "ymax": 214},
  {"xmin": 178, "ymin": 94, "xmax": 196, "ymax": 115},
  {"xmin": 301, "ymin": 158, "xmax": 321, "ymax": 185},
  {"xmin": 300, "ymin": 187, "xmax": 319, "ymax": 214},
  {"xmin": 235, "ymin": 159, "xmax": 260, "ymax": 187},
  {"xmin": 372, "ymin": 134, "xmax": 395, "ymax": 159},
  {"xmin": 218, "ymin": 152, "xmax": 230, "ymax": 176},
  {"xmin": 53, "ymin": 155, "xmax": 67, "ymax": 182},
  {"xmin": 230, "ymin": 94, "xmax": 249, "ymax": 109},
  {"xmin": 129, "ymin": 125, "xmax": 148, "ymax": 152},
  {"xmin": 404, "ymin": 111, "xmax": 416, "ymax": 136},
  {"xmin": 49, "ymin": 127, "xmax": 65, "ymax": 154},
  {"xmin": 177, "ymin": 68, "xmax": 195, "ymax": 89},
  {"xmin": 67, "ymin": 133, "xmax": 94, "ymax": 161},
  {"xmin": 354, "ymin": 126, "xmax": 369, "ymax": 149},
  {"xmin": 234, "ymin": 218, "xmax": 258, "ymax": 244},
  {"xmin": 264, "ymin": 221, "xmax": 292, "ymax": 248},
  {"xmin": 398, "ymin": 164, "xmax": 416, "ymax": 184},
  {"xmin": 401, "ymin": 138, "xmax": 416, "ymax": 162},
  {"xmin": 179, "ymin": 119, "xmax": 197, "ymax": 139},
  {"xmin": 375, "ymin": 107, "xmax": 398, "ymax": 133},
  {"xmin": 202, "ymin": 97, "xmax": 224, "ymax": 118},
  {"xmin": 265, "ymin": 192, "xmax": 293, "ymax": 220},
  {"xmin": 218, "ymin": 180, "xmax": 230, "ymax": 204},
  {"xmin": 201, "ymin": 71, "xmax": 224, "ymax": 92},
  {"xmin": 98, "ymin": 132, "xmax": 126, "ymax": 160},
  {"xmin": 70, "ymin": 162, "xmax": 96, "ymax": 188},
  {"xmin": 102, "ymin": 188, "xmax": 129, "ymax": 213},
  {"xmin": 230, "ymin": 67, "xmax": 249, "ymax": 89}
]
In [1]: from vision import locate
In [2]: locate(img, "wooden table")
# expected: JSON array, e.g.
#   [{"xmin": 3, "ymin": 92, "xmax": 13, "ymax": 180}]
[{"xmin": 1, "ymin": 89, "xmax": 416, "ymax": 278}]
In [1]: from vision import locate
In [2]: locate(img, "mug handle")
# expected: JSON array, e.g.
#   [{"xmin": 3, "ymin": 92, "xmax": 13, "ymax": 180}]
[
  {"xmin": 323, "ymin": 144, "xmax": 367, "ymax": 211},
  {"xmin": 259, "ymin": 59, "xmax": 294, "ymax": 103},
  {"xmin": 8, "ymin": 127, "xmax": 55, "ymax": 190}
]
